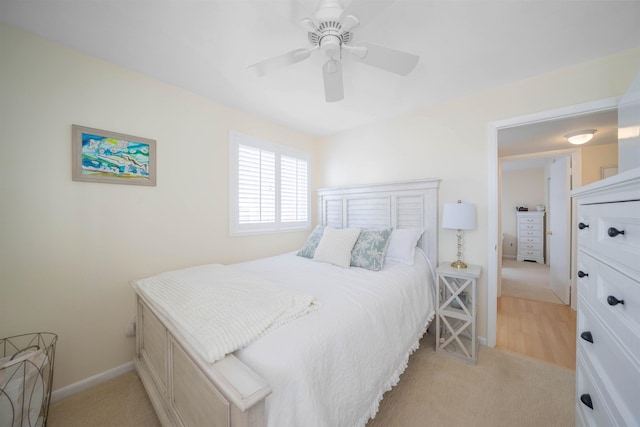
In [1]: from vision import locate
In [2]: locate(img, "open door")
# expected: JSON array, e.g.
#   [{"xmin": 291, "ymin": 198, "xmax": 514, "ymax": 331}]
[{"xmin": 548, "ymin": 156, "xmax": 571, "ymax": 304}]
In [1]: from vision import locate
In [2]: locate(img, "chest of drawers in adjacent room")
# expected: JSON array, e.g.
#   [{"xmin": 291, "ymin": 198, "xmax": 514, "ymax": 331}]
[
  {"xmin": 572, "ymin": 169, "xmax": 640, "ymax": 427},
  {"xmin": 516, "ymin": 211, "xmax": 545, "ymax": 264}
]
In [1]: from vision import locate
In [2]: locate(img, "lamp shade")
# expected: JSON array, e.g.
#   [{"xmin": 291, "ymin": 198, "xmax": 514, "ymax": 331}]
[{"xmin": 442, "ymin": 202, "xmax": 476, "ymax": 230}]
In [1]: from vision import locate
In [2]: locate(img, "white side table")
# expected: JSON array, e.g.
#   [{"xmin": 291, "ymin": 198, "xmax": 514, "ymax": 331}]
[{"xmin": 435, "ymin": 262, "xmax": 481, "ymax": 364}]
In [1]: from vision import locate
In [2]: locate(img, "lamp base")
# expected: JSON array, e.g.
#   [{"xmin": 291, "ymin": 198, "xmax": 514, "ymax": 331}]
[{"xmin": 450, "ymin": 260, "xmax": 468, "ymax": 269}]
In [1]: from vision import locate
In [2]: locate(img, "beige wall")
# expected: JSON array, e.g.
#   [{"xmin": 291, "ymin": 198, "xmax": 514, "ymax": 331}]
[
  {"xmin": 581, "ymin": 143, "xmax": 619, "ymax": 185},
  {"xmin": 316, "ymin": 46, "xmax": 640, "ymax": 342},
  {"xmin": 0, "ymin": 24, "xmax": 315, "ymax": 389},
  {"xmin": 500, "ymin": 168, "xmax": 546, "ymax": 258}
]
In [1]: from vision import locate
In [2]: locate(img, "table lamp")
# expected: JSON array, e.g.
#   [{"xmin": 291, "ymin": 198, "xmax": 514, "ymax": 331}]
[{"xmin": 442, "ymin": 200, "xmax": 476, "ymax": 269}]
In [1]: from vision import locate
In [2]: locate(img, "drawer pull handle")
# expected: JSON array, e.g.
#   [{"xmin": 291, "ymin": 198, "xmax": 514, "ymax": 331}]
[
  {"xmin": 580, "ymin": 331, "xmax": 593, "ymax": 343},
  {"xmin": 607, "ymin": 295, "xmax": 624, "ymax": 306},
  {"xmin": 578, "ymin": 222, "xmax": 589, "ymax": 230},
  {"xmin": 607, "ymin": 227, "xmax": 625, "ymax": 238},
  {"xmin": 578, "ymin": 271, "xmax": 589, "ymax": 278},
  {"xmin": 580, "ymin": 394, "xmax": 593, "ymax": 410}
]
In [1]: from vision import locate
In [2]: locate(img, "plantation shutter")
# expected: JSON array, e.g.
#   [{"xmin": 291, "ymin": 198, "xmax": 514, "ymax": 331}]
[
  {"xmin": 238, "ymin": 144, "xmax": 276, "ymax": 224},
  {"xmin": 280, "ymin": 155, "xmax": 309, "ymax": 223},
  {"xmin": 230, "ymin": 132, "xmax": 310, "ymax": 235}
]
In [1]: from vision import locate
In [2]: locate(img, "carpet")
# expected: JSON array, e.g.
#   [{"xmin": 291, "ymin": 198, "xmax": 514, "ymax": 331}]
[
  {"xmin": 501, "ymin": 258, "xmax": 563, "ymax": 304},
  {"xmin": 368, "ymin": 337, "xmax": 575, "ymax": 427}
]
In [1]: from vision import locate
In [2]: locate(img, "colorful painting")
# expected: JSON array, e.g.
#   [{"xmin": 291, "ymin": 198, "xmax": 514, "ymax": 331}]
[{"xmin": 72, "ymin": 125, "xmax": 156, "ymax": 186}]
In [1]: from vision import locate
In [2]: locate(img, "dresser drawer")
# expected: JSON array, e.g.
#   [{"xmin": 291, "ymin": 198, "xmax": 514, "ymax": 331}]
[
  {"xmin": 577, "ymin": 301, "xmax": 640, "ymax": 423},
  {"xmin": 584, "ymin": 258, "xmax": 640, "ymax": 359},
  {"xmin": 519, "ymin": 236, "xmax": 541, "ymax": 245},
  {"xmin": 578, "ymin": 200, "xmax": 640, "ymax": 273},
  {"xmin": 520, "ymin": 216, "xmax": 542, "ymax": 225},
  {"xmin": 576, "ymin": 252, "xmax": 596, "ymax": 301},
  {"xmin": 518, "ymin": 249, "xmax": 542, "ymax": 258},
  {"xmin": 519, "ymin": 229, "xmax": 541, "ymax": 238},
  {"xmin": 576, "ymin": 349, "xmax": 624, "ymax": 426},
  {"xmin": 577, "ymin": 204, "xmax": 595, "ymax": 251},
  {"xmin": 519, "ymin": 242, "xmax": 541, "ymax": 251},
  {"xmin": 519, "ymin": 223, "xmax": 542, "ymax": 232}
]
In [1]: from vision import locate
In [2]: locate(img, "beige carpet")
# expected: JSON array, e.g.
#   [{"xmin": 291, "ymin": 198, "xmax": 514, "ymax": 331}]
[
  {"xmin": 48, "ymin": 336, "xmax": 575, "ymax": 427},
  {"xmin": 501, "ymin": 258, "xmax": 563, "ymax": 304}
]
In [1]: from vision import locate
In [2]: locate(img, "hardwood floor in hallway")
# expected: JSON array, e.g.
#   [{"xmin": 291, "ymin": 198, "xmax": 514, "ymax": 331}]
[{"xmin": 497, "ymin": 295, "xmax": 576, "ymax": 369}]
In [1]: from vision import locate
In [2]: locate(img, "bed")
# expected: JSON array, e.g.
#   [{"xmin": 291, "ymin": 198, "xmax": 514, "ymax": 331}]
[{"xmin": 132, "ymin": 178, "xmax": 439, "ymax": 427}]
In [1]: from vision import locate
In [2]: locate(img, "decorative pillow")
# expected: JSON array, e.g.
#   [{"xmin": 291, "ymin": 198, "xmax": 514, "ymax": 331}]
[
  {"xmin": 350, "ymin": 228, "xmax": 392, "ymax": 271},
  {"xmin": 296, "ymin": 225, "xmax": 325, "ymax": 259},
  {"xmin": 313, "ymin": 226, "xmax": 362, "ymax": 268},
  {"xmin": 385, "ymin": 228, "xmax": 425, "ymax": 265}
]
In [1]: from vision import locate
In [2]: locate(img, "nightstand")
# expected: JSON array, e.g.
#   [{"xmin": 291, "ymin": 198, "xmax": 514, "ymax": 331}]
[{"xmin": 435, "ymin": 262, "xmax": 481, "ymax": 364}]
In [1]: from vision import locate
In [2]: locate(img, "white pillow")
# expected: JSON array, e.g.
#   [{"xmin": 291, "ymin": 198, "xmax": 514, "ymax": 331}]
[
  {"xmin": 385, "ymin": 228, "xmax": 425, "ymax": 265},
  {"xmin": 313, "ymin": 226, "xmax": 362, "ymax": 268}
]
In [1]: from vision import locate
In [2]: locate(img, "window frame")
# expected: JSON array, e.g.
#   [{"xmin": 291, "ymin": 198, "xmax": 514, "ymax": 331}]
[{"xmin": 229, "ymin": 131, "xmax": 311, "ymax": 236}]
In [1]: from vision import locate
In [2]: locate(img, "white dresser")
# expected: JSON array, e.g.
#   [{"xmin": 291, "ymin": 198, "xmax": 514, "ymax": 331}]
[
  {"xmin": 516, "ymin": 211, "xmax": 545, "ymax": 264},
  {"xmin": 571, "ymin": 168, "xmax": 640, "ymax": 426}
]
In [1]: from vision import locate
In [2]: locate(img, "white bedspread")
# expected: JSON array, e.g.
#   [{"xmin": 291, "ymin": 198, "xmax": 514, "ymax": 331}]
[
  {"xmin": 131, "ymin": 264, "xmax": 317, "ymax": 363},
  {"xmin": 231, "ymin": 249, "xmax": 435, "ymax": 427}
]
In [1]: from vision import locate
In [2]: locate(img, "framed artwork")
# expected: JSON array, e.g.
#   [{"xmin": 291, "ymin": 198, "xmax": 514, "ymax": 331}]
[{"xmin": 72, "ymin": 125, "xmax": 156, "ymax": 186}]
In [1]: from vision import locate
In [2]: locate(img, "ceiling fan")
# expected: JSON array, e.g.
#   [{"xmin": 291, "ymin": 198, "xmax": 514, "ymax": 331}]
[{"xmin": 248, "ymin": 0, "xmax": 419, "ymax": 102}]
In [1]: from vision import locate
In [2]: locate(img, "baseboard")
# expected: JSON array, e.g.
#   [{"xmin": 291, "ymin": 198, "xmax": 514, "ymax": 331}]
[
  {"xmin": 478, "ymin": 336, "xmax": 488, "ymax": 346},
  {"xmin": 502, "ymin": 255, "xmax": 516, "ymax": 260},
  {"xmin": 51, "ymin": 361, "xmax": 134, "ymax": 403}
]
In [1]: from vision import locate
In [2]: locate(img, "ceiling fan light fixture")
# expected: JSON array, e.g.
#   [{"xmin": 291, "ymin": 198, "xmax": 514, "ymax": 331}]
[
  {"xmin": 564, "ymin": 129, "xmax": 597, "ymax": 145},
  {"xmin": 320, "ymin": 35, "xmax": 341, "ymax": 58}
]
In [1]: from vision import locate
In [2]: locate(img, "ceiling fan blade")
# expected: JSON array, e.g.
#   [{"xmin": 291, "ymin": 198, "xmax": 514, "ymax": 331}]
[
  {"xmin": 340, "ymin": 0, "xmax": 396, "ymax": 29},
  {"xmin": 323, "ymin": 59, "xmax": 344, "ymax": 103},
  {"xmin": 350, "ymin": 41, "xmax": 419, "ymax": 76},
  {"xmin": 248, "ymin": 48, "xmax": 311, "ymax": 77}
]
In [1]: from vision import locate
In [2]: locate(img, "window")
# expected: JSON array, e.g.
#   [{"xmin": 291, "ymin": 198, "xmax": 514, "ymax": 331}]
[{"xmin": 230, "ymin": 132, "xmax": 311, "ymax": 235}]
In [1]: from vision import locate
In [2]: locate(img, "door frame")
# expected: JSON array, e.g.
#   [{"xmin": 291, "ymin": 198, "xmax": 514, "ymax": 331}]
[{"xmin": 486, "ymin": 97, "xmax": 619, "ymax": 347}]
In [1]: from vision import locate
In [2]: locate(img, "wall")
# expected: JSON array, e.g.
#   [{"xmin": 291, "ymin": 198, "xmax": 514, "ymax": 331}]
[
  {"xmin": 315, "ymin": 46, "xmax": 640, "ymax": 342},
  {"xmin": 581, "ymin": 143, "xmax": 619, "ymax": 185},
  {"xmin": 500, "ymin": 168, "xmax": 546, "ymax": 258},
  {"xmin": 0, "ymin": 24, "xmax": 315, "ymax": 390},
  {"xmin": 618, "ymin": 71, "xmax": 640, "ymax": 172}
]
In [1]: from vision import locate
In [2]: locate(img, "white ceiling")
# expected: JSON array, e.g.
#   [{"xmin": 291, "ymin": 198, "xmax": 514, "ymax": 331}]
[{"xmin": 1, "ymin": 0, "xmax": 639, "ymax": 138}]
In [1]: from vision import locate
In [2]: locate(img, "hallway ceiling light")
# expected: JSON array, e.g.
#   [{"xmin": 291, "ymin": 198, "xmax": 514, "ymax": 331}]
[{"xmin": 564, "ymin": 129, "xmax": 597, "ymax": 145}]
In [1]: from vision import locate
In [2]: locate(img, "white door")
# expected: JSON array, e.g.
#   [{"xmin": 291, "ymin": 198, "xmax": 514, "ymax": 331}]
[{"xmin": 548, "ymin": 156, "xmax": 571, "ymax": 304}]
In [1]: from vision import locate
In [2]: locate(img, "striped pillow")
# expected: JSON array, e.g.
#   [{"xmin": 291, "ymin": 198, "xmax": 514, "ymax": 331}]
[{"xmin": 313, "ymin": 226, "xmax": 362, "ymax": 268}]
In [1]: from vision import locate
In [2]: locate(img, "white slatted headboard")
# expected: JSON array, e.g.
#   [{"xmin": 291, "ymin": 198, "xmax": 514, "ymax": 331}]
[{"xmin": 316, "ymin": 178, "xmax": 440, "ymax": 268}]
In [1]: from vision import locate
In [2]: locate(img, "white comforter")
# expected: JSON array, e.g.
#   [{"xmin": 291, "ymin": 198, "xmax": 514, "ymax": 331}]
[{"xmin": 231, "ymin": 249, "xmax": 435, "ymax": 427}]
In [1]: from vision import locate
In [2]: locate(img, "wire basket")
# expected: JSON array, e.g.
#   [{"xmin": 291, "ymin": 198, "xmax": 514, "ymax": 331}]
[{"xmin": 0, "ymin": 333, "xmax": 57, "ymax": 427}]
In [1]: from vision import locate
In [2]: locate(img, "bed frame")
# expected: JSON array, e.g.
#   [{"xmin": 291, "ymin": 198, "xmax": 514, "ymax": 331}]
[{"xmin": 133, "ymin": 178, "xmax": 440, "ymax": 427}]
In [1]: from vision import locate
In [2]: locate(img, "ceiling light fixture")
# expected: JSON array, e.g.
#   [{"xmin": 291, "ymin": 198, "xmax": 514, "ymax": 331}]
[{"xmin": 564, "ymin": 129, "xmax": 597, "ymax": 145}]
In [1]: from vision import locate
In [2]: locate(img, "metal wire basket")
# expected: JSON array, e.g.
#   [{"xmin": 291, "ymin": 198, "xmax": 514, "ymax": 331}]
[{"xmin": 0, "ymin": 333, "xmax": 57, "ymax": 427}]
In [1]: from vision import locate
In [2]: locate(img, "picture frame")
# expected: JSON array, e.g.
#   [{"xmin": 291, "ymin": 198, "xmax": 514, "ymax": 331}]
[{"xmin": 72, "ymin": 125, "xmax": 156, "ymax": 186}]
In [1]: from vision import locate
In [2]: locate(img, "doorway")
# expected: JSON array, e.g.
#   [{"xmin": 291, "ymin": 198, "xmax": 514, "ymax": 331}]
[
  {"xmin": 499, "ymin": 153, "xmax": 573, "ymax": 304},
  {"xmin": 497, "ymin": 154, "xmax": 576, "ymax": 368},
  {"xmin": 486, "ymin": 97, "xmax": 620, "ymax": 349}
]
